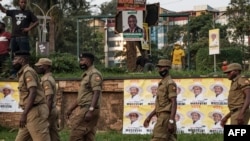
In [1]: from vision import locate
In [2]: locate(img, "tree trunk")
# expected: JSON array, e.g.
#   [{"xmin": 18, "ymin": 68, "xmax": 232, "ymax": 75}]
[
  {"xmin": 49, "ymin": 18, "xmax": 55, "ymax": 53},
  {"xmin": 126, "ymin": 41, "xmax": 137, "ymax": 72}
]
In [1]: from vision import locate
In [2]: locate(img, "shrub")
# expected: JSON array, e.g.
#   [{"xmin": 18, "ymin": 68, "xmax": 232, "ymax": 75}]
[
  {"xmin": 196, "ymin": 47, "xmax": 242, "ymax": 72},
  {"xmin": 48, "ymin": 53, "xmax": 79, "ymax": 73}
]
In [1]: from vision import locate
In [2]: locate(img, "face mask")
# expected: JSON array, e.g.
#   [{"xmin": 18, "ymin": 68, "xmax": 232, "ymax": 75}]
[
  {"xmin": 79, "ymin": 64, "xmax": 88, "ymax": 70},
  {"xmin": 13, "ymin": 63, "xmax": 22, "ymax": 71},
  {"xmin": 35, "ymin": 67, "xmax": 45, "ymax": 74},
  {"xmin": 159, "ymin": 69, "xmax": 168, "ymax": 77}
]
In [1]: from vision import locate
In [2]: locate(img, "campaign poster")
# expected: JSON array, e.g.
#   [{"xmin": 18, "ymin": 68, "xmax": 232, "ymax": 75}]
[
  {"xmin": 122, "ymin": 10, "xmax": 143, "ymax": 41},
  {"xmin": 0, "ymin": 82, "xmax": 23, "ymax": 112},
  {"xmin": 123, "ymin": 78, "xmax": 233, "ymax": 134},
  {"xmin": 141, "ymin": 23, "xmax": 150, "ymax": 50},
  {"xmin": 209, "ymin": 29, "xmax": 220, "ymax": 55}
]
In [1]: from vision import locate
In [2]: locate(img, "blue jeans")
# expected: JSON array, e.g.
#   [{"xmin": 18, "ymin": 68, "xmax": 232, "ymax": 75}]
[{"xmin": 10, "ymin": 36, "xmax": 30, "ymax": 76}]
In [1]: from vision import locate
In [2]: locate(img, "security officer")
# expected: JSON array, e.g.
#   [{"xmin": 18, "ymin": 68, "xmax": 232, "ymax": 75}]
[
  {"xmin": 221, "ymin": 63, "xmax": 250, "ymax": 126},
  {"xmin": 35, "ymin": 58, "xmax": 60, "ymax": 141},
  {"xmin": 13, "ymin": 51, "xmax": 50, "ymax": 141},
  {"xmin": 144, "ymin": 59, "xmax": 177, "ymax": 141},
  {"xmin": 66, "ymin": 52, "xmax": 103, "ymax": 141}
]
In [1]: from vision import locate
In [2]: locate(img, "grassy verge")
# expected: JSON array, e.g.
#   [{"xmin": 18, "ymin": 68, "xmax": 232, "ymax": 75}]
[{"xmin": 0, "ymin": 126, "xmax": 223, "ymax": 141}]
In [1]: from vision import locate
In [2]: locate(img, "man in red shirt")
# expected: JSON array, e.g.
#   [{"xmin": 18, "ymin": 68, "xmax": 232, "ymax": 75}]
[{"xmin": 0, "ymin": 22, "xmax": 11, "ymax": 74}]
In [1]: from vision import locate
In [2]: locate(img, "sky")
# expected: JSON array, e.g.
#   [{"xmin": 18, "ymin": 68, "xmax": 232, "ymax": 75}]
[
  {"xmin": 90, "ymin": 0, "xmax": 231, "ymax": 12},
  {"xmin": 0, "ymin": 0, "xmax": 231, "ymax": 18}
]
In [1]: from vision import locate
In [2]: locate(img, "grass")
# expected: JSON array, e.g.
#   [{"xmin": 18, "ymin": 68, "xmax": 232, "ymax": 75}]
[{"xmin": 0, "ymin": 126, "xmax": 224, "ymax": 141}]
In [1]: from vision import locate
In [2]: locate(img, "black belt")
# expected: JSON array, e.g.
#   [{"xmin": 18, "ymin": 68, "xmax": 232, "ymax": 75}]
[
  {"xmin": 231, "ymin": 108, "xmax": 241, "ymax": 113},
  {"xmin": 156, "ymin": 111, "xmax": 171, "ymax": 117},
  {"xmin": 231, "ymin": 107, "xmax": 249, "ymax": 113},
  {"xmin": 80, "ymin": 104, "xmax": 99, "ymax": 109},
  {"xmin": 21, "ymin": 103, "xmax": 44, "ymax": 109}
]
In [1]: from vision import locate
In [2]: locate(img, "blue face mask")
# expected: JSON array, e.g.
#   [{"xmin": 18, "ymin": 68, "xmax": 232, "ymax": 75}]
[{"xmin": 159, "ymin": 69, "xmax": 168, "ymax": 77}]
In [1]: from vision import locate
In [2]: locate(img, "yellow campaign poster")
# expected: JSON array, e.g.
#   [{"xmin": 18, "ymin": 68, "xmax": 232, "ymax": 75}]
[
  {"xmin": 209, "ymin": 29, "xmax": 220, "ymax": 55},
  {"xmin": 123, "ymin": 78, "xmax": 233, "ymax": 134},
  {"xmin": 0, "ymin": 82, "xmax": 23, "ymax": 112},
  {"xmin": 141, "ymin": 23, "xmax": 150, "ymax": 50}
]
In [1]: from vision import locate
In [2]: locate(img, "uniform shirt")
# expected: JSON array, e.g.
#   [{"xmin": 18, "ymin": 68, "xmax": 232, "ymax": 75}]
[
  {"xmin": 77, "ymin": 65, "xmax": 103, "ymax": 106},
  {"xmin": 171, "ymin": 49, "xmax": 185, "ymax": 65},
  {"xmin": 228, "ymin": 75, "xmax": 250, "ymax": 110},
  {"xmin": 17, "ymin": 64, "xmax": 46, "ymax": 109},
  {"xmin": 6, "ymin": 10, "xmax": 38, "ymax": 37},
  {"xmin": 155, "ymin": 75, "xmax": 177, "ymax": 113},
  {"xmin": 41, "ymin": 72, "xmax": 57, "ymax": 108},
  {"xmin": 0, "ymin": 31, "xmax": 11, "ymax": 54}
]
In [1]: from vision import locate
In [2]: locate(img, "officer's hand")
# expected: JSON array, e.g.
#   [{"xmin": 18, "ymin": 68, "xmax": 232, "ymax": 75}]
[
  {"xmin": 84, "ymin": 111, "xmax": 93, "ymax": 122},
  {"xmin": 236, "ymin": 114, "xmax": 244, "ymax": 125},
  {"xmin": 220, "ymin": 117, "xmax": 227, "ymax": 127},
  {"xmin": 168, "ymin": 124, "xmax": 175, "ymax": 133},
  {"xmin": 20, "ymin": 113, "xmax": 27, "ymax": 128},
  {"xmin": 143, "ymin": 118, "xmax": 150, "ymax": 128}
]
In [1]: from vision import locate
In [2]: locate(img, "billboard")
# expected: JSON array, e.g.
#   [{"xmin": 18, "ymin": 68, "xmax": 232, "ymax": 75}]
[
  {"xmin": 123, "ymin": 78, "xmax": 235, "ymax": 134},
  {"xmin": 209, "ymin": 29, "xmax": 220, "ymax": 55},
  {"xmin": 122, "ymin": 10, "xmax": 143, "ymax": 41},
  {"xmin": 0, "ymin": 82, "xmax": 23, "ymax": 112}
]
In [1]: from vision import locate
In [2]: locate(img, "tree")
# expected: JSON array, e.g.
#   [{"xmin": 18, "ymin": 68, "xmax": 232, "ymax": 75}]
[
  {"xmin": 167, "ymin": 25, "xmax": 184, "ymax": 44},
  {"xmin": 226, "ymin": 0, "xmax": 250, "ymax": 70},
  {"xmin": 99, "ymin": 0, "xmax": 117, "ymax": 15},
  {"xmin": 226, "ymin": 0, "xmax": 250, "ymax": 44}
]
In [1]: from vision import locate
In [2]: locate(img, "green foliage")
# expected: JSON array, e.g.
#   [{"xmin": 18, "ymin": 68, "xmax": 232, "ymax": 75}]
[
  {"xmin": 48, "ymin": 52, "xmax": 79, "ymax": 73},
  {"xmin": 226, "ymin": 0, "xmax": 250, "ymax": 44},
  {"xmin": 188, "ymin": 13, "xmax": 213, "ymax": 43},
  {"xmin": 167, "ymin": 25, "xmax": 185, "ymax": 44},
  {"xmin": 196, "ymin": 47, "xmax": 242, "ymax": 72},
  {"xmin": 100, "ymin": 67, "xmax": 127, "ymax": 74},
  {"xmin": 100, "ymin": 0, "xmax": 117, "ymax": 15},
  {"xmin": 0, "ymin": 57, "xmax": 12, "ymax": 78},
  {"xmin": 0, "ymin": 126, "xmax": 224, "ymax": 141}
]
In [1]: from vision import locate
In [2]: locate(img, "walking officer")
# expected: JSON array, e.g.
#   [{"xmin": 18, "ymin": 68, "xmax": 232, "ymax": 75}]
[
  {"xmin": 221, "ymin": 63, "xmax": 250, "ymax": 126},
  {"xmin": 66, "ymin": 52, "xmax": 103, "ymax": 141},
  {"xmin": 13, "ymin": 51, "xmax": 50, "ymax": 141},
  {"xmin": 144, "ymin": 59, "xmax": 177, "ymax": 141}
]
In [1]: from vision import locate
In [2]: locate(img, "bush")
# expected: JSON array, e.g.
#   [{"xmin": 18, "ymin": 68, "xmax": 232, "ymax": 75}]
[
  {"xmin": 47, "ymin": 53, "xmax": 79, "ymax": 73},
  {"xmin": 196, "ymin": 47, "xmax": 242, "ymax": 72}
]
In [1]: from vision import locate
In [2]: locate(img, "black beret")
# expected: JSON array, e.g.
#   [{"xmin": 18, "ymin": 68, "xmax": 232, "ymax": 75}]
[
  {"xmin": 14, "ymin": 51, "xmax": 30, "ymax": 56},
  {"xmin": 79, "ymin": 53, "xmax": 94, "ymax": 60}
]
